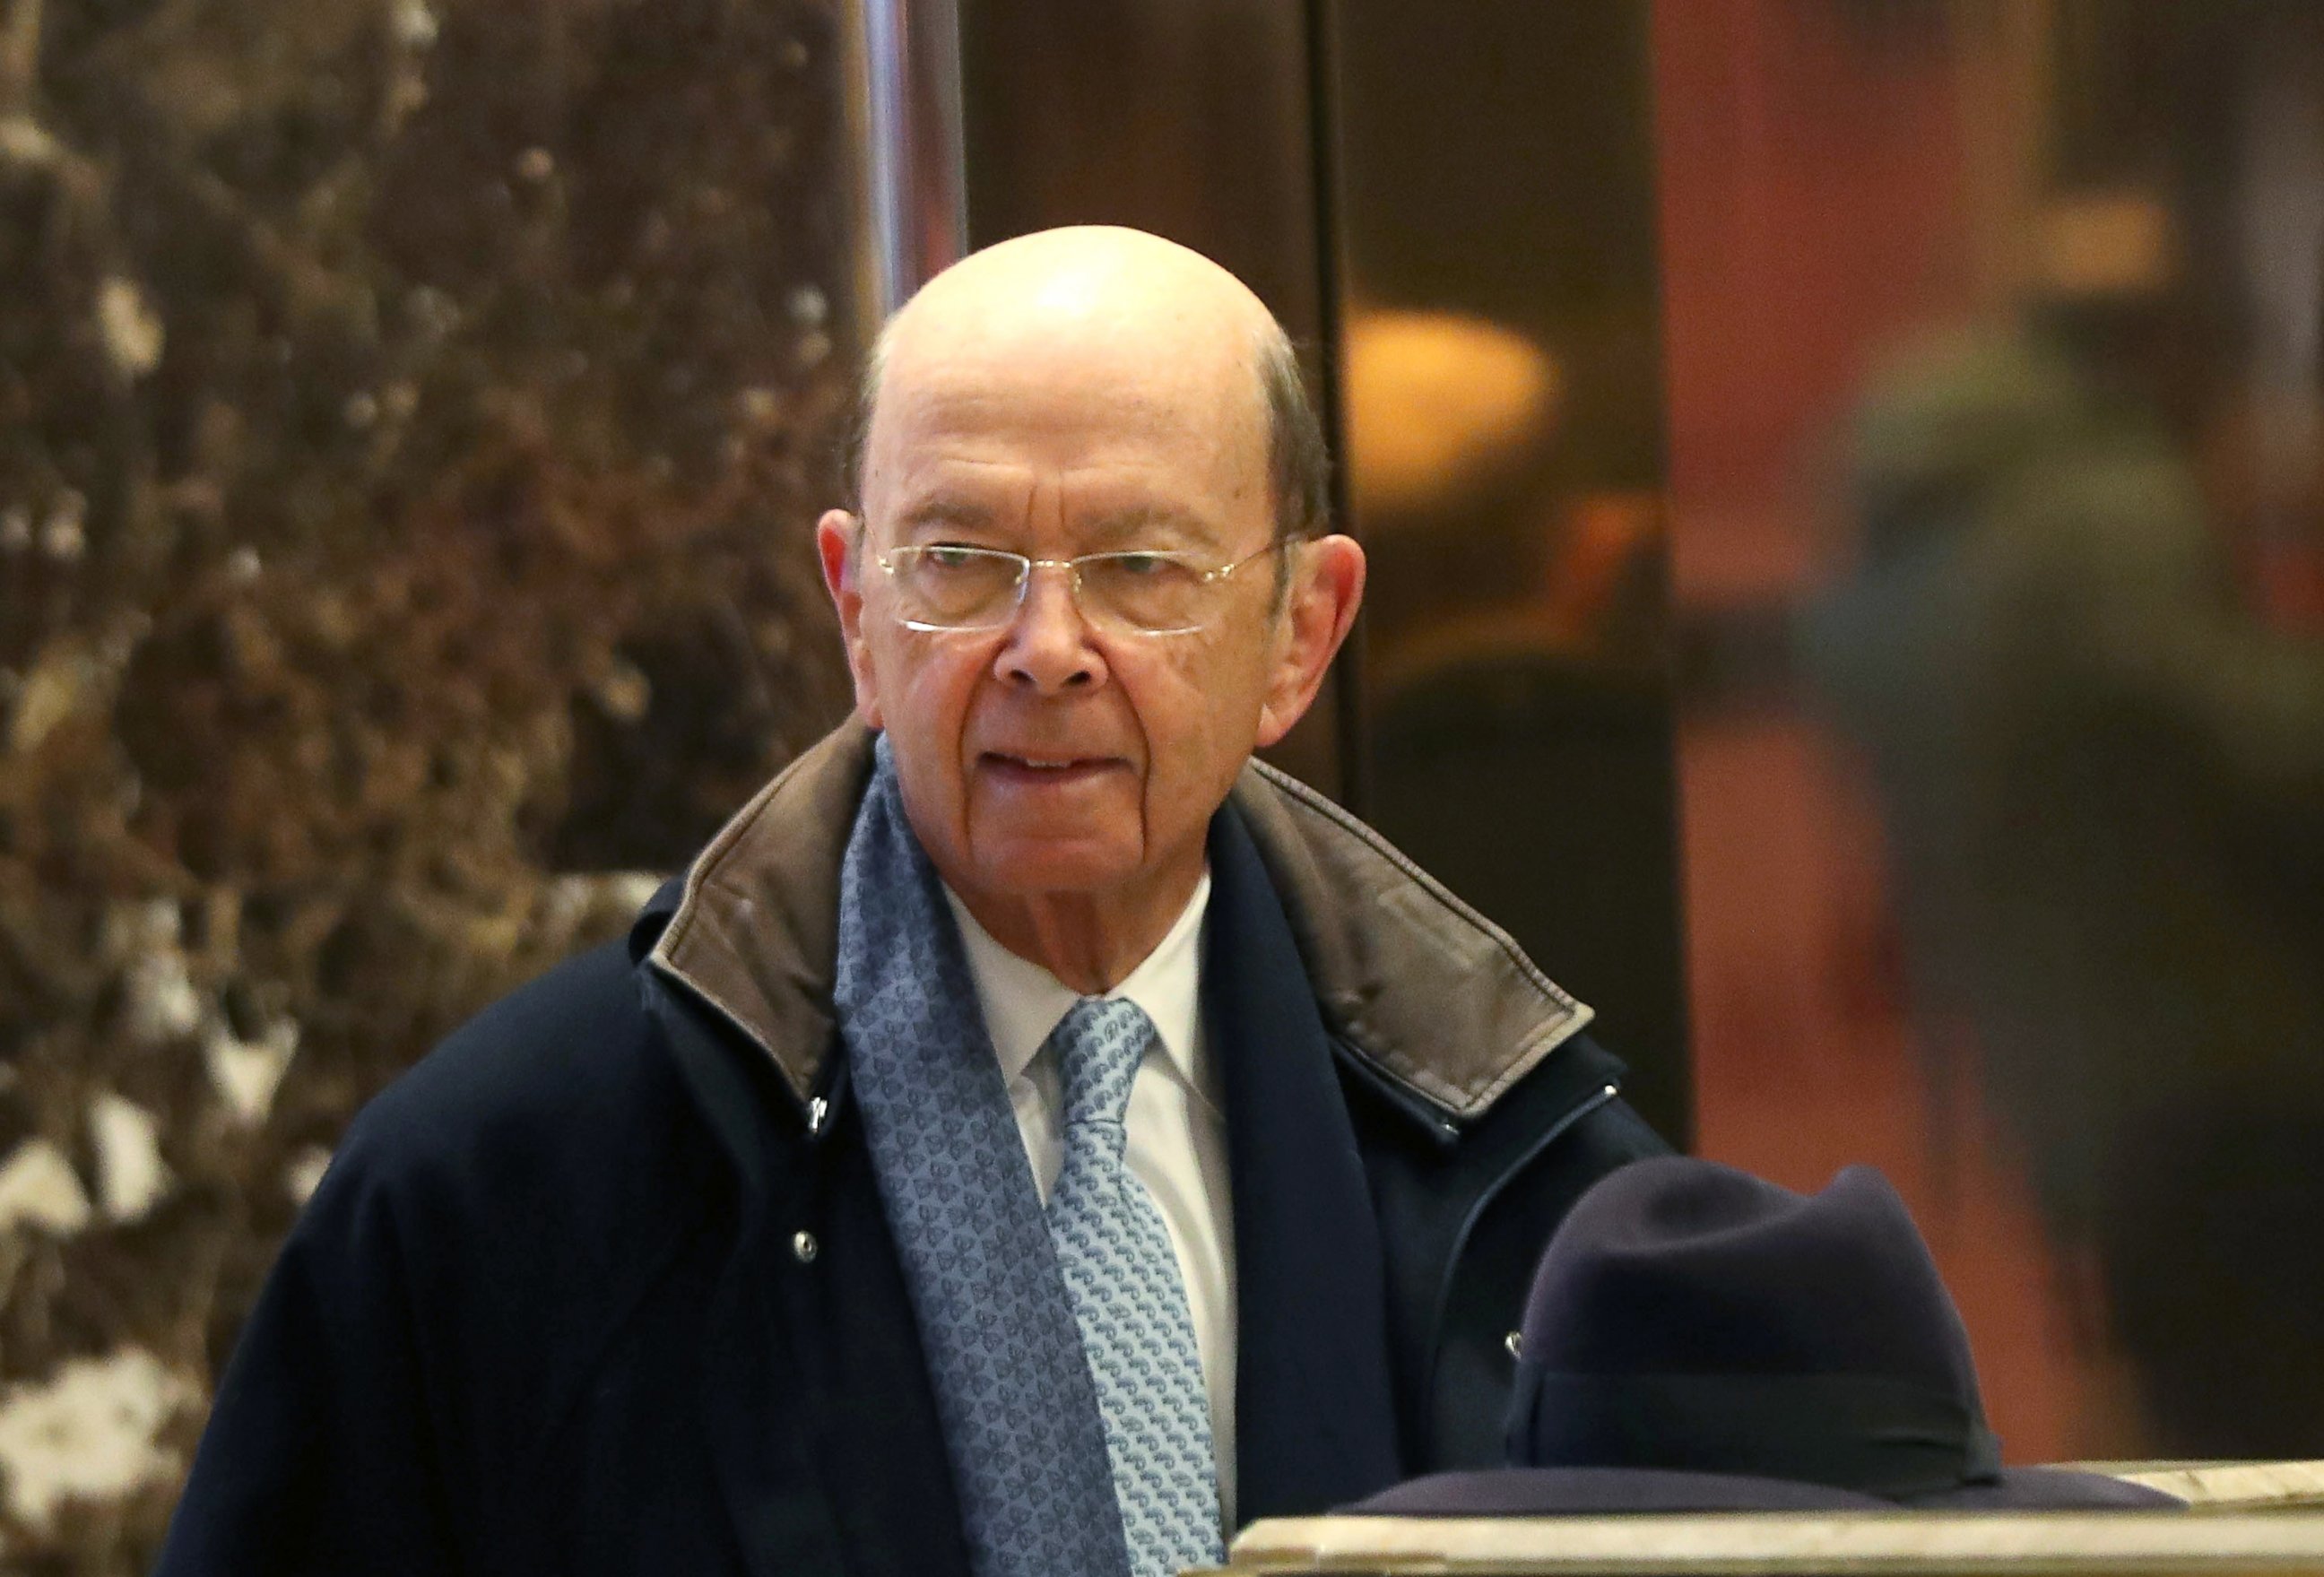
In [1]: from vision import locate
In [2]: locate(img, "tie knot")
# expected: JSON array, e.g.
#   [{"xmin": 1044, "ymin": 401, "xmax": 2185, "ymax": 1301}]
[{"xmin": 1051, "ymin": 996, "xmax": 1154, "ymax": 1133}]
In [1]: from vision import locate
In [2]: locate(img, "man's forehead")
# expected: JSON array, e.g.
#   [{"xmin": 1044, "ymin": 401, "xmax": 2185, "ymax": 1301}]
[
  {"xmin": 875, "ymin": 346, "xmax": 1236, "ymax": 446},
  {"xmin": 888, "ymin": 464, "xmax": 1226, "ymax": 540},
  {"xmin": 864, "ymin": 324, "xmax": 1265, "ymax": 502},
  {"xmin": 879, "ymin": 302, "xmax": 1253, "ymax": 417}
]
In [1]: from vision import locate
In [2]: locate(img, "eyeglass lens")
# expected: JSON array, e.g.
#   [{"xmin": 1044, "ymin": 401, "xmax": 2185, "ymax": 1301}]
[{"xmin": 890, "ymin": 549, "xmax": 1216, "ymax": 632}]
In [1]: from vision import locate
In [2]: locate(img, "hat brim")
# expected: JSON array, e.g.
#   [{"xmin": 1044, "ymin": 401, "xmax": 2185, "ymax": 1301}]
[
  {"xmin": 1346, "ymin": 1465, "xmax": 2181, "ymax": 1518},
  {"xmin": 1346, "ymin": 1468, "xmax": 1887, "ymax": 1516},
  {"xmin": 1900, "ymin": 1469, "xmax": 2181, "ymax": 1510}
]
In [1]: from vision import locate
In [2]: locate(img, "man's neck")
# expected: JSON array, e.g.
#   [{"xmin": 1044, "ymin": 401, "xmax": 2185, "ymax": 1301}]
[{"xmin": 953, "ymin": 866, "xmax": 1207, "ymax": 994}]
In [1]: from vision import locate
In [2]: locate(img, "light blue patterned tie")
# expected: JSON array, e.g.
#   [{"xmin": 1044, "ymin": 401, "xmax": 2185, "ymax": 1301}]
[{"xmin": 1045, "ymin": 997, "xmax": 1227, "ymax": 1577}]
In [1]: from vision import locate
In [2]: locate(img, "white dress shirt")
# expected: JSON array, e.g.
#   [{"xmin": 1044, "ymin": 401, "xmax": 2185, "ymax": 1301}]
[{"xmin": 942, "ymin": 876, "xmax": 1239, "ymax": 1528}]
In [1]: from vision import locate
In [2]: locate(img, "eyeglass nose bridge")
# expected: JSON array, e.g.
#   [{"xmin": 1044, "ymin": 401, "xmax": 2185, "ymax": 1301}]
[{"xmin": 1002, "ymin": 554, "xmax": 1100, "ymax": 628}]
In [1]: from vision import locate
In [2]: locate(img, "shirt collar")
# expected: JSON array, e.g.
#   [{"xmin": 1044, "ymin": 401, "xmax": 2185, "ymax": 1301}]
[{"xmin": 943, "ymin": 872, "xmax": 1214, "ymax": 1103}]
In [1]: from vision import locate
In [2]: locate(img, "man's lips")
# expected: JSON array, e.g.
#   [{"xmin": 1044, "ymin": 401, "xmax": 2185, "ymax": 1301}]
[{"xmin": 976, "ymin": 750, "xmax": 1129, "ymax": 784}]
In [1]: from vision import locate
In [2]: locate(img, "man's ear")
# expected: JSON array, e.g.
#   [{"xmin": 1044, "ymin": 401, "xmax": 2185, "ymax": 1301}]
[
  {"xmin": 1255, "ymin": 533, "xmax": 1365, "ymax": 748},
  {"xmin": 817, "ymin": 509, "xmax": 884, "ymax": 728}
]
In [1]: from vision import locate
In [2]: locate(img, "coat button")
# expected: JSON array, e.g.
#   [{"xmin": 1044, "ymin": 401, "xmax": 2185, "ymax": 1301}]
[
  {"xmin": 792, "ymin": 1230, "xmax": 819, "ymax": 1264},
  {"xmin": 1505, "ymin": 1330, "xmax": 1525, "ymax": 1360}
]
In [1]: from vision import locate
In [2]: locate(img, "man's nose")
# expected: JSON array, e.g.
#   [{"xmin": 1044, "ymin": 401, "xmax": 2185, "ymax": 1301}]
[{"xmin": 993, "ymin": 562, "xmax": 1107, "ymax": 694}]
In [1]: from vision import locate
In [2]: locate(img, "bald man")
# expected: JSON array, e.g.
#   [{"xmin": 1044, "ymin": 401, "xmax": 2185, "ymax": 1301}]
[{"xmin": 157, "ymin": 228, "xmax": 1663, "ymax": 1577}]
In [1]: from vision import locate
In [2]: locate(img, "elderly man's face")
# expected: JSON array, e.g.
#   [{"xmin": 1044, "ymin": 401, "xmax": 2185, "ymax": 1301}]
[{"xmin": 826, "ymin": 314, "xmax": 1305, "ymax": 922}]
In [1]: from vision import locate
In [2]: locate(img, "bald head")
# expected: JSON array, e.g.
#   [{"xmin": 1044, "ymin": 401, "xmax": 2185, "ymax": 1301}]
[
  {"xmin": 843, "ymin": 226, "xmax": 1328, "ymax": 544},
  {"xmin": 898, "ymin": 224, "xmax": 1277, "ymax": 356}
]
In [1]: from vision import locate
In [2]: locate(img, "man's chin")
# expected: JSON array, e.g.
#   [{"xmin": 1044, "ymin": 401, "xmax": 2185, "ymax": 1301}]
[{"xmin": 968, "ymin": 841, "xmax": 1145, "ymax": 902}]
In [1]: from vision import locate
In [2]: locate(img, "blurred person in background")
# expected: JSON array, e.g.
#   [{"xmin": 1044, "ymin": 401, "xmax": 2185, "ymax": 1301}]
[
  {"xmin": 153, "ymin": 225, "xmax": 1664, "ymax": 1577},
  {"xmin": 1799, "ymin": 158, "xmax": 2324, "ymax": 1451}
]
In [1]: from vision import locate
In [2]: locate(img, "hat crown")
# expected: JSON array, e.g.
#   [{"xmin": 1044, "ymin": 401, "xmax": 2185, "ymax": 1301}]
[{"xmin": 1520, "ymin": 1158, "xmax": 1981, "ymax": 1401}]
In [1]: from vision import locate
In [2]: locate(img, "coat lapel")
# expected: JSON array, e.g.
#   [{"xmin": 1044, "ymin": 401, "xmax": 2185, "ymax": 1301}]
[{"xmin": 1207, "ymin": 806, "xmax": 1406, "ymax": 1524}]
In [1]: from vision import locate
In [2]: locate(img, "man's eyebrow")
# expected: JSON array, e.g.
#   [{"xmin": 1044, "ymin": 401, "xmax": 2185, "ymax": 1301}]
[
  {"xmin": 1080, "ymin": 504, "xmax": 1219, "ymax": 549},
  {"xmin": 894, "ymin": 498, "xmax": 996, "ymax": 536}
]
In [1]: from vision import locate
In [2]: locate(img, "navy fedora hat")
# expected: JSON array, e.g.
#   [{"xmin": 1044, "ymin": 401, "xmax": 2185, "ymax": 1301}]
[{"xmin": 1350, "ymin": 1158, "xmax": 2177, "ymax": 1515}]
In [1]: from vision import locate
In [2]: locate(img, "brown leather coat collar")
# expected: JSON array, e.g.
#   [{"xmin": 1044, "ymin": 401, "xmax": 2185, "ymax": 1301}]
[{"xmin": 648, "ymin": 720, "xmax": 1591, "ymax": 1122}]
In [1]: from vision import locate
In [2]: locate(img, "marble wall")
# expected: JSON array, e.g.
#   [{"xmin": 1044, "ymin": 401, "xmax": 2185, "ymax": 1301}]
[{"xmin": 0, "ymin": 0, "xmax": 857, "ymax": 1564}]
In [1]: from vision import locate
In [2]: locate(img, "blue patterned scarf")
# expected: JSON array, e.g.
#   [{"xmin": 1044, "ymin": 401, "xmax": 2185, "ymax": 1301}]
[{"xmin": 831, "ymin": 737, "xmax": 1133, "ymax": 1577}]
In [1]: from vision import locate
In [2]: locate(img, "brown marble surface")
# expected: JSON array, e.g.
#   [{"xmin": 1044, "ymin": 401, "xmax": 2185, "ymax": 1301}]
[{"xmin": 0, "ymin": 0, "xmax": 855, "ymax": 1564}]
